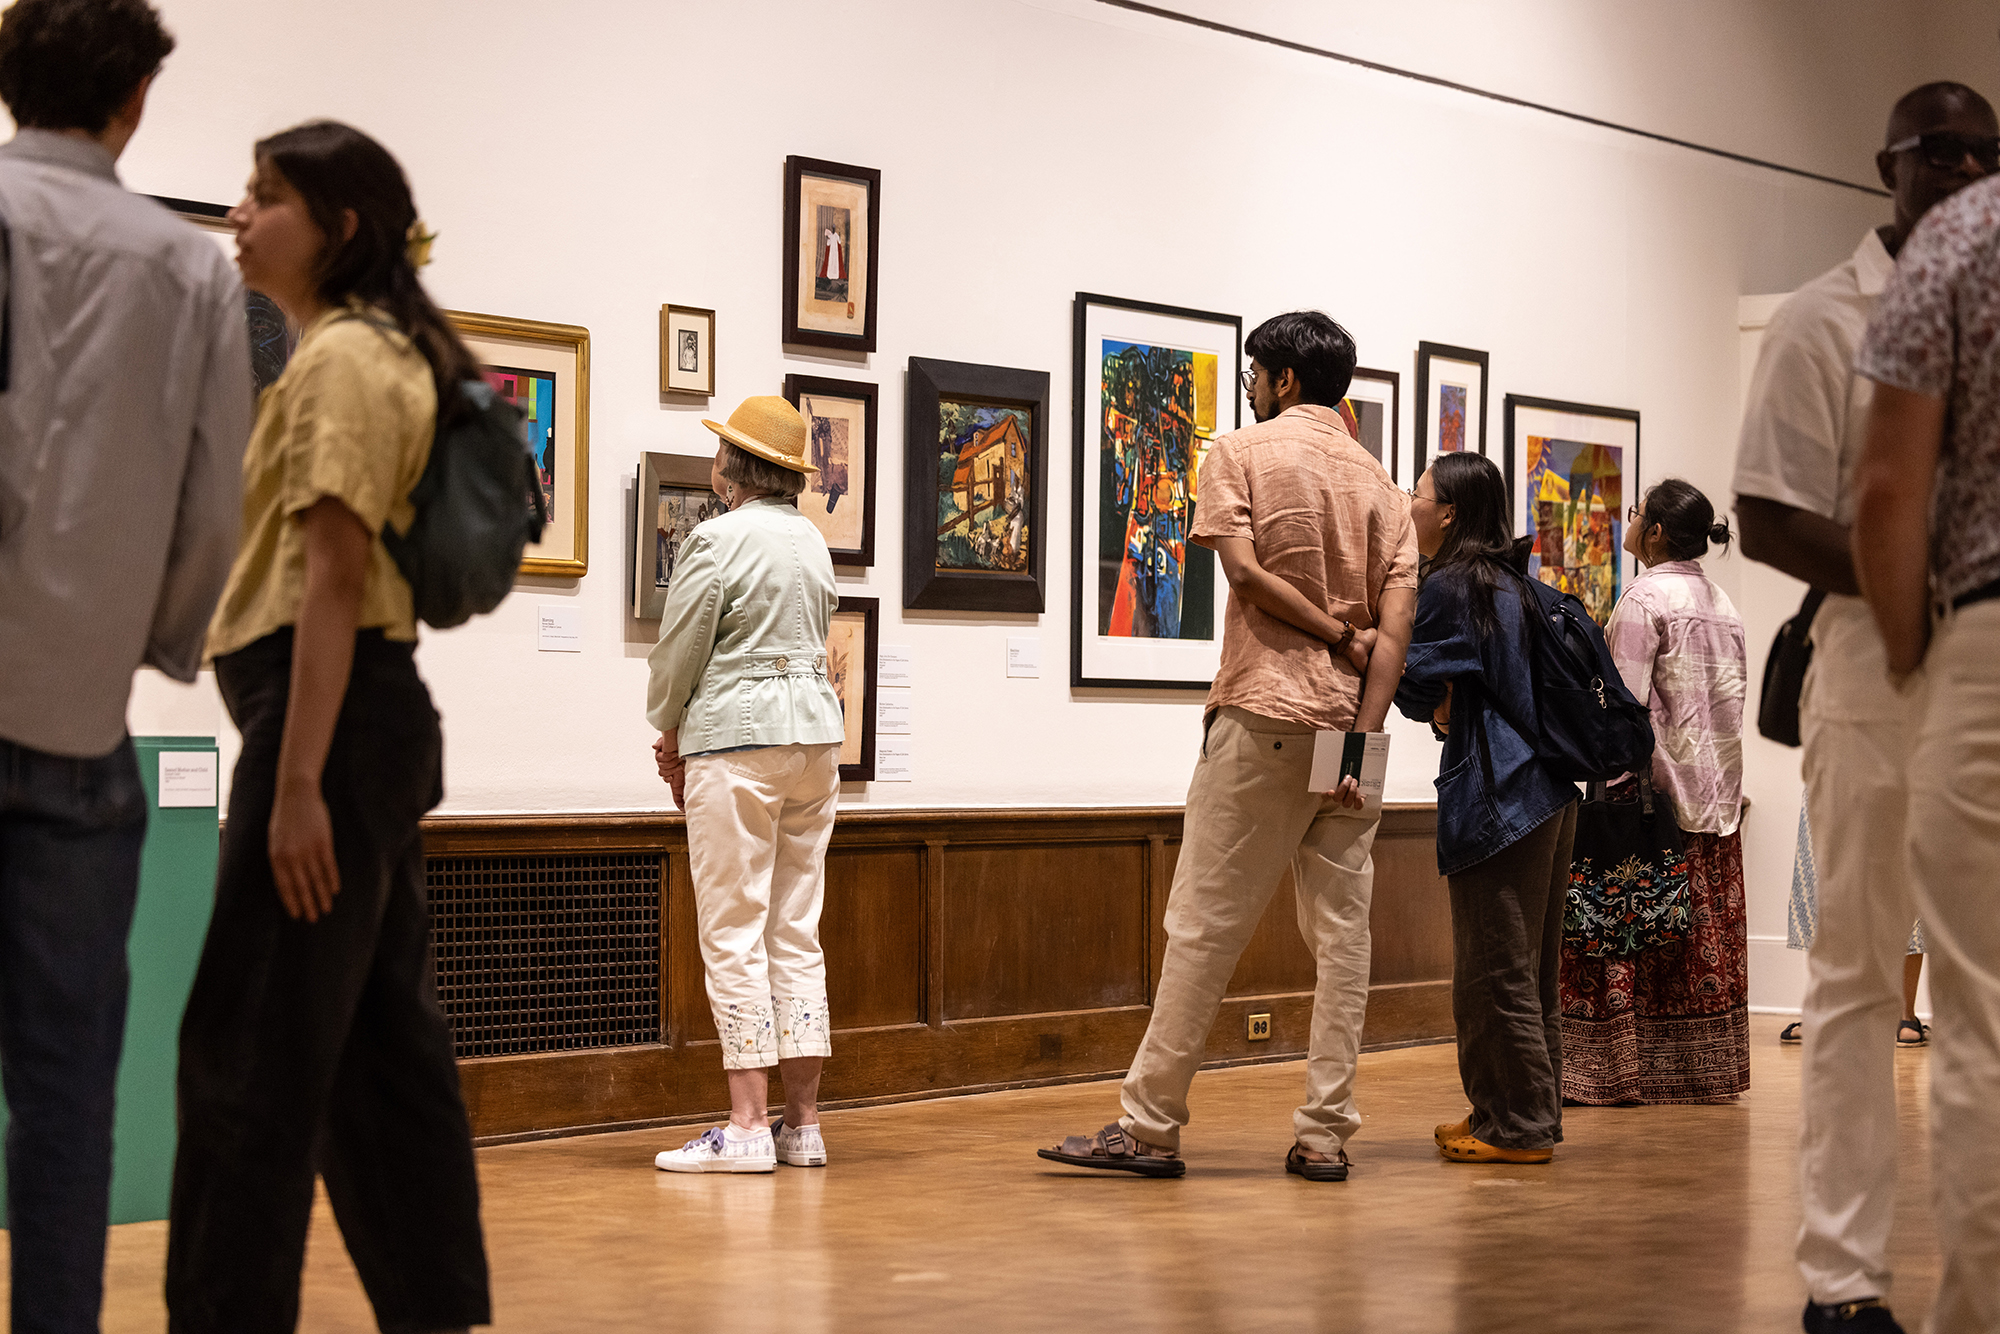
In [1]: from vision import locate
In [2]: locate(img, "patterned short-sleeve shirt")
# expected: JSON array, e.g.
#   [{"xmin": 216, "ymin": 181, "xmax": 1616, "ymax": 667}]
[{"xmin": 1857, "ymin": 174, "xmax": 2000, "ymax": 602}]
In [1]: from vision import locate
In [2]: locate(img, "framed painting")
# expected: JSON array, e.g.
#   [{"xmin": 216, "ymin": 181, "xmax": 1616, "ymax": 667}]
[
  {"xmin": 1339, "ymin": 366, "xmax": 1401, "ymax": 481},
  {"xmin": 1414, "ymin": 342, "xmax": 1489, "ymax": 480},
  {"xmin": 1070, "ymin": 293, "xmax": 1242, "ymax": 689},
  {"xmin": 154, "ymin": 196, "xmax": 295, "ymax": 394},
  {"xmin": 451, "ymin": 312, "xmax": 591, "ymax": 577},
  {"xmin": 782, "ymin": 155, "xmax": 880, "ymax": 352},
  {"xmin": 826, "ymin": 596, "xmax": 879, "ymax": 782},
  {"xmin": 783, "ymin": 374, "xmax": 877, "ymax": 567},
  {"xmin": 632, "ymin": 452, "xmax": 725, "ymax": 619},
  {"xmin": 659, "ymin": 304, "xmax": 715, "ymax": 398},
  {"xmin": 1506, "ymin": 394, "xmax": 1641, "ymax": 627},
  {"xmin": 903, "ymin": 357, "xmax": 1049, "ymax": 613}
]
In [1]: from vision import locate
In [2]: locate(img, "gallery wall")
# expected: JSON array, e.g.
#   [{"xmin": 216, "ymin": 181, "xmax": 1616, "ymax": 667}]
[{"xmin": 92, "ymin": 0, "xmax": 1992, "ymax": 1006}]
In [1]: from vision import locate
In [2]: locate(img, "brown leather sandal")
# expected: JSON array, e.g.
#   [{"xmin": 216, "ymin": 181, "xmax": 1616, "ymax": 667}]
[{"xmin": 1037, "ymin": 1122, "xmax": 1186, "ymax": 1178}]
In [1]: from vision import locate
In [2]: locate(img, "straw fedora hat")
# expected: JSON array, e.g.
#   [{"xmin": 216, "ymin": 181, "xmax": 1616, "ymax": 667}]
[{"xmin": 702, "ymin": 396, "xmax": 818, "ymax": 473}]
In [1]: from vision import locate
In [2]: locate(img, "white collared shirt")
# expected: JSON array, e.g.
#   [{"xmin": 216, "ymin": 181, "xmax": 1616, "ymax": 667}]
[{"xmin": 1732, "ymin": 229, "xmax": 1895, "ymax": 526}]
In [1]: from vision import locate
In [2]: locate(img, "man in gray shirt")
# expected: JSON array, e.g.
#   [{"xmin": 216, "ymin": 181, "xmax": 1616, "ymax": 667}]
[{"xmin": 0, "ymin": 1, "xmax": 250, "ymax": 1328}]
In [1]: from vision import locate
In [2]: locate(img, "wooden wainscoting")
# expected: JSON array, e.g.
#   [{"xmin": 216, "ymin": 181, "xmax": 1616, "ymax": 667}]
[{"xmin": 422, "ymin": 804, "xmax": 1452, "ymax": 1143}]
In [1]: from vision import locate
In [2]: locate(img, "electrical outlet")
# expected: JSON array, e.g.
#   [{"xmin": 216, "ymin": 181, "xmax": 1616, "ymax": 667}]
[{"xmin": 1248, "ymin": 1013, "xmax": 1272, "ymax": 1041}]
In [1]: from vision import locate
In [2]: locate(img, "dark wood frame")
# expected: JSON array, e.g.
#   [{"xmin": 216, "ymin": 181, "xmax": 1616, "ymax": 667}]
[
  {"xmin": 781, "ymin": 155, "xmax": 881, "ymax": 353},
  {"xmin": 783, "ymin": 374, "xmax": 879, "ymax": 567},
  {"xmin": 903, "ymin": 356, "xmax": 1050, "ymax": 613},
  {"xmin": 1503, "ymin": 393, "xmax": 1642, "ymax": 614},
  {"xmin": 633, "ymin": 452, "xmax": 721, "ymax": 619},
  {"xmin": 1344, "ymin": 365, "xmax": 1402, "ymax": 481},
  {"xmin": 658, "ymin": 303, "xmax": 715, "ymax": 398},
  {"xmin": 830, "ymin": 596, "xmax": 880, "ymax": 782},
  {"xmin": 1069, "ymin": 292, "xmax": 1242, "ymax": 690},
  {"xmin": 1413, "ymin": 341, "xmax": 1489, "ymax": 480}
]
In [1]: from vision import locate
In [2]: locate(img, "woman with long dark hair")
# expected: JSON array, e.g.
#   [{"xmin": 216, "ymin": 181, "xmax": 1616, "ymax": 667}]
[
  {"xmin": 167, "ymin": 122, "xmax": 489, "ymax": 1332},
  {"xmin": 1561, "ymin": 479, "xmax": 1750, "ymax": 1103},
  {"xmin": 1394, "ymin": 452, "xmax": 1578, "ymax": 1164}
]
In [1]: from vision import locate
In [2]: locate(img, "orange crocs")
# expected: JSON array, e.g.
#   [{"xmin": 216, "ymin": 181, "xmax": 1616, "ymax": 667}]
[{"xmin": 1439, "ymin": 1134, "xmax": 1553, "ymax": 1164}]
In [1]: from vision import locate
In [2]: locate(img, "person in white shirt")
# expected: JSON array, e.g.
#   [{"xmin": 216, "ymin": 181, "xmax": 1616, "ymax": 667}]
[{"xmin": 1732, "ymin": 80, "xmax": 1996, "ymax": 1334}]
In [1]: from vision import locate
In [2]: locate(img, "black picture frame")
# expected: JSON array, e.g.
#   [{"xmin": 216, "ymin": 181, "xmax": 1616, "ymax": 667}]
[
  {"xmin": 1504, "ymin": 393, "xmax": 1643, "ymax": 626},
  {"xmin": 781, "ymin": 155, "xmax": 881, "ymax": 353},
  {"xmin": 783, "ymin": 374, "xmax": 878, "ymax": 568},
  {"xmin": 1070, "ymin": 292, "xmax": 1242, "ymax": 689},
  {"xmin": 1341, "ymin": 365, "xmax": 1402, "ymax": 481},
  {"xmin": 829, "ymin": 596, "xmax": 879, "ymax": 782},
  {"xmin": 1414, "ymin": 341, "xmax": 1490, "ymax": 480},
  {"xmin": 903, "ymin": 356, "xmax": 1049, "ymax": 613}
]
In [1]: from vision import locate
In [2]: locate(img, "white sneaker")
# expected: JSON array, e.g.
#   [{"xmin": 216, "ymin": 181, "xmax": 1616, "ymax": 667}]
[
  {"xmin": 770, "ymin": 1117, "xmax": 828, "ymax": 1167},
  {"xmin": 653, "ymin": 1125, "xmax": 776, "ymax": 1174}
]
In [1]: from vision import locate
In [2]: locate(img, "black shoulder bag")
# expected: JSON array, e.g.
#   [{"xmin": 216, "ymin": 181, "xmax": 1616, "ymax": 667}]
[{"xmin": 1756, "ymin": 588, "xmax": 1826, "ymax": 747}]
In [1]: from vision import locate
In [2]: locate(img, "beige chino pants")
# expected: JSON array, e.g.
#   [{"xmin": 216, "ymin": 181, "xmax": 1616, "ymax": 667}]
[
  {"xmin": 1120, "ymin": 706, "xmax": 1379, "ymax": 1157},
  {"xmin": 682, "ymin": 743, "xmax": 841, "ymax": 1070},
  {"xmin": 1904, "ymin": 602, "xmax": 2000, "ymax": 1333}
]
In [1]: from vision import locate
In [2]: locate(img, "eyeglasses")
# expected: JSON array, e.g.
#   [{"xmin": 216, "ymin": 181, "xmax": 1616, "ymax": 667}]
[
  {"xmin": 1628, "ymin": 505, "xmax": 1644, "ymax": 524},
  {"xmin": 1238, "ymin": 367, "xmax": 1258, "ymax": 393},
  {"xmin": 1407, "ymin": 487, "xmax": 1440, "ymax": 506},
  {"xmin": 1886, "ymin": 131, "xmax": 2000, "ymax": 172}
]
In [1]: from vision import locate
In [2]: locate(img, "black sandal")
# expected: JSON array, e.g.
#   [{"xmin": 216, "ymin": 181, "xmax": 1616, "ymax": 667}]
[
  {"xmin": 1780, "ymin": 1021, "xmax": 1803, "ymax": 1044},
  {"xmin": 1037, "ymin": 1122, "xmax": 1186, "ymax": 1178},
  {"xmin": 1284, "ymin": 1143, "xmax": 1351, "ymax": 1182},
  {"xmin": 1898, "ymin": 1018, "xmax": 1928, "ymax": 1046}
]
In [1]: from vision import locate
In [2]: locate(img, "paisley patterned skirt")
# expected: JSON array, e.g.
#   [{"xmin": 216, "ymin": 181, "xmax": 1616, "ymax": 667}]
[{"xmin": 1559, "ymin": 829, "xmax": 1750, "ymax": 1104}]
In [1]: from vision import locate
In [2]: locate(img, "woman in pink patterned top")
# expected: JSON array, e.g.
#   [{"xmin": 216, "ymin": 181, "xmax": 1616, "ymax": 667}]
[{"xmin": 1560, "ymin": 479, "xmax": 1751, "ymax": 1104}]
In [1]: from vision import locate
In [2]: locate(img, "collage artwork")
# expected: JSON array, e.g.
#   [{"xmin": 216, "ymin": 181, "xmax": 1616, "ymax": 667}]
[
  {"xmin": 655, "ymin": 486, "xmax": 726, "ymax": 589},
  {"xmin": 816, "ymin": 203, "xmax": 850, "ymax": 305},
  {"xmin": 1097, "ymin": 339, "xmax": 1218, "ymax": 640},
  {"xmin": 935, "ymin": 400, "xmax": 1033, "ymax": 574},
  {"xmin": 486, "ymin": 366, "xmax": 558, "ymax": 520},
  {"xmin": 1524, "ymin": 434, "xmax": 1625, "ymax": 624},
  {"xmin": 1337, "ymin": 395, "xmax": 1387, "ymax": 466}
]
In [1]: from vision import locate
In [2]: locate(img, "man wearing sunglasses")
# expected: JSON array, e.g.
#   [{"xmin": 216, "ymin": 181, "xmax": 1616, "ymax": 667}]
[{"xmin": 1732, "ymin": 80, "xmax": 1996, "ymax": 1334}]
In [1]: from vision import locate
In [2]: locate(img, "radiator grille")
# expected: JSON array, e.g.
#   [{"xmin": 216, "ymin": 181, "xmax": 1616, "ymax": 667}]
[{"xmin": 426, "ymin": 852, "xmax": 662, "ymax": 1059}]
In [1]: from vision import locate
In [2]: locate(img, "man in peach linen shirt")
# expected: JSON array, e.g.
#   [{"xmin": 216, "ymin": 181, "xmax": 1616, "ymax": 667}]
[{"xmin": 1041, "ymin": 311, "xmax": 1418, "ymax": 1182}]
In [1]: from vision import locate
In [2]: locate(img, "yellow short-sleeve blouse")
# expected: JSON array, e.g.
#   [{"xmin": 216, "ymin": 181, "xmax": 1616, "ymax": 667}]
[{"xmin": 205, "ymin": 302, "xmax": 437, "ymax": 661}]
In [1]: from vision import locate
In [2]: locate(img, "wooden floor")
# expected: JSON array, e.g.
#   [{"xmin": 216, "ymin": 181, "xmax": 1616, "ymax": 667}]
[{"xmin": 59, "ymin": 1014, "xmax": 1938, "ymax": 1332}]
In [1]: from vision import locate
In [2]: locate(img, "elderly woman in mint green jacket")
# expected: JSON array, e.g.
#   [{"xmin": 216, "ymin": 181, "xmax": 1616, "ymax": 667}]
[{"xmin": 646, "ymin": 396, "xmax": 846, "ymax": 1176}]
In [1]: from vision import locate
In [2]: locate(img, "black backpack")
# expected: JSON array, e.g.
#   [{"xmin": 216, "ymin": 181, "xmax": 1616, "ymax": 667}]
[
  {"xmin": 1477, "ymin": 571, "xmax": 1655, "ymax": 784},
  {"xmin": 383, "ymin": 378, "xmax": 548, "ymax": 629}
]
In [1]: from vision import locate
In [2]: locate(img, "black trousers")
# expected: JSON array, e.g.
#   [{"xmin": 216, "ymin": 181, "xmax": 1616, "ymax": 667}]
[
  {"xmin": 166, "ymin": 630, "xmax": 489, "ymax": 1333},
  {"xmin": 1446, "ymin": 800, "xmax": 1578, "ymax": 1152}
]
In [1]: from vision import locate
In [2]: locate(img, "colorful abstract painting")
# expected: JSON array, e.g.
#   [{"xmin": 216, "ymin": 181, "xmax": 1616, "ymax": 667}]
[
  {"xmin": 1439, "ymin": 383, "xmax": 1467, "ymax": 453},
  {"xmin": 936, "ymin": 401, "xmax": 1033, "ymax": 573},
  {"xmin": 1098, "ymin": 339, "xmax": 1218, "ymax": 640},
  {"xmin": 487, "ymin": 365, "xmax": 558, "ymax": 520},
  {"xmin": 1525, "ymin": 435, "xmax": 1624, "ymax": 625}
]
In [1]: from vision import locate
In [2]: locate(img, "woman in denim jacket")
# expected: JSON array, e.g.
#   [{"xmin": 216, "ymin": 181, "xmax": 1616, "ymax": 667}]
[
  {"xmin": 1394, "ymin": 452, "xmax": 1578, "ymax": 1165},
  {"xmin": 646, "ymin": 396, "xmax": 846, "ymax": 1175}
]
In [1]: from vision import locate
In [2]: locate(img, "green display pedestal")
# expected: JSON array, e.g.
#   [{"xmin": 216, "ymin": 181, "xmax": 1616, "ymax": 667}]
[{"xmin": 0, "ymin": 737, "xmax": 219, "ymax": 1226}]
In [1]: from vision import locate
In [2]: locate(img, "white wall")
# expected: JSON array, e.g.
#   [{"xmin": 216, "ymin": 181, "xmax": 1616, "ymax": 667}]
[{"xmin": 107, "ymin": 0, "xmax": 1977, "ymax": 842}]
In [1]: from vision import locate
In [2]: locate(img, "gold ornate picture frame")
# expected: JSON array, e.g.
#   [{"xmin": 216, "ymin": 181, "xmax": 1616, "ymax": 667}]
[{"xmin": 450, "ymin": 311, "xmax": 591, "ymax": 577}]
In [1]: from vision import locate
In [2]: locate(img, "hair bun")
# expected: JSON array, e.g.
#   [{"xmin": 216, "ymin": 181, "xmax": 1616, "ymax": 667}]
[{"xmin": 1708, "ymin": 520, "xmax": 1731, "ymax": 542}]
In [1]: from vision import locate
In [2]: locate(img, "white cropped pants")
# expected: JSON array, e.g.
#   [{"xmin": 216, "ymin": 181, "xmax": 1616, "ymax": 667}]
[{"xmin": 682, "ymin": 743, "xmax": 841, "ymax": 1070}]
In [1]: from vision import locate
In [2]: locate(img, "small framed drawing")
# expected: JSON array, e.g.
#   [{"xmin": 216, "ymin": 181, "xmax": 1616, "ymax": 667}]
[
  {"xmin": 782, "ymin": 374, "xmax": 877, "ymax": 567},
  {"xmin": 152, "ymin": 196, "xmax": 295, "ymax": 394},
  {"xmin": 903, "ymin": 357, "xmax": 1049, "ymax": 613},
  {"xmin": 1506, "ymin": 394, "xmax": 1641, "ymax": 628},
  {"xmin": 452, "ymin": 311, "xmax": 591, "ymax": 577},
  {"xmin": 782, "ymin": 155, "xmax": 880, "ymax": 352},
  {"xmin": 633, "ymin": 453, "xmax": 726, "ymax": 619},
  {"xmin": 1414, "ymin": 342, "xmax": 1489, "ymax": 481},
  {"xmin": 1071, "ymin": 292, "xmax": 1242, "ymax": 689},
  {"xmin": 826, "ymin": 596, "xmax": 879, "ymax": 782},
  {"xmin": 1339, "ymin": 366, "xmax": 1401, "ymax": 481},
  {"xmin": 659, "ymin": 304, "xmax": 715, "ymax": 397}
]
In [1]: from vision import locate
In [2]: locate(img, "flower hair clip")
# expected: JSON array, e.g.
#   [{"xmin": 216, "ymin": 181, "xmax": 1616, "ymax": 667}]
[{"xmin": 405, "ymin": 219, "xmax": 437, "ymax": 270}]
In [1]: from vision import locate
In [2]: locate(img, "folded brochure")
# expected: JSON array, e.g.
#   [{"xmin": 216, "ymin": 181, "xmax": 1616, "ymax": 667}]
[{"xmin": 1307, "ymin": 731, "xmax": 1390, "ymax": 812}]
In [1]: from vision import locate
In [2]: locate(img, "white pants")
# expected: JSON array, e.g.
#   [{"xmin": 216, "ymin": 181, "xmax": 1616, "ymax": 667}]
[
  {"xmin": 683, "ymin": 743, "xmax": 841, "ymax": 1070},
  {"xmin": 1905, "ymin": 603, "xmax": 2000, "ymax": 1333},
  {"xmin": 1796, "ymin": 597, "xmax": 1922, "ymax": 1306}
]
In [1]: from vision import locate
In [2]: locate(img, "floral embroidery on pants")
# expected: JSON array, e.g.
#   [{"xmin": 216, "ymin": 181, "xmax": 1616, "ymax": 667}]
[
  {"xmin": 716, "ymin": 999, "xmax": 776, "ymax": 1069},
  {"xmin": 776, "ymin": 993, "xmax": 832, "ymax": 1060}
]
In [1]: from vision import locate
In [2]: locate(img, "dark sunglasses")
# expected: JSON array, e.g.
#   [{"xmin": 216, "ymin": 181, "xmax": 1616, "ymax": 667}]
[{"xmin": 1886, "ymin": 131, "xmax": 2000, "ymax": 172}]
